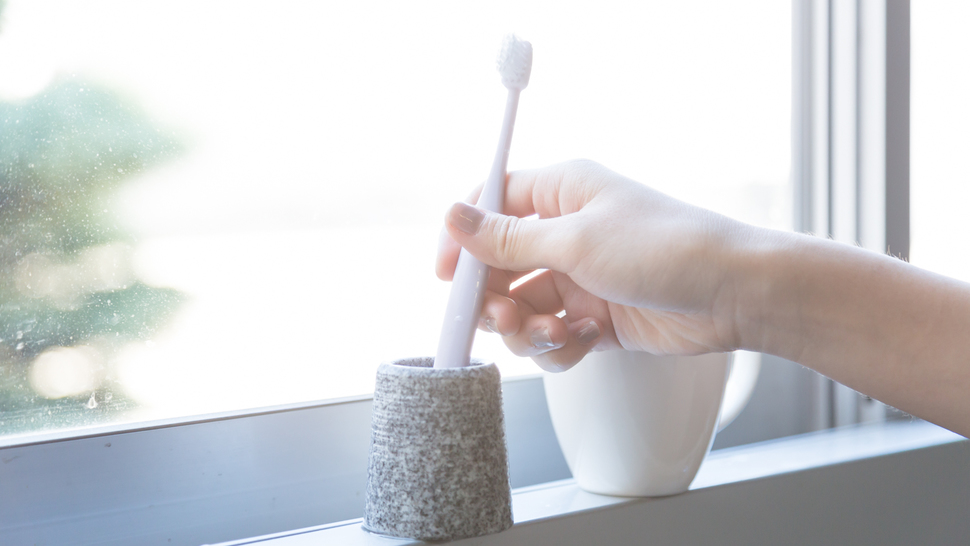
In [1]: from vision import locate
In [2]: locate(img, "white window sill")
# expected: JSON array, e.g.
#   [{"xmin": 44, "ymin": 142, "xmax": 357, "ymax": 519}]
[{"xmin": 211, "ymin": 420, "xmax": 967, "ymax": 545}]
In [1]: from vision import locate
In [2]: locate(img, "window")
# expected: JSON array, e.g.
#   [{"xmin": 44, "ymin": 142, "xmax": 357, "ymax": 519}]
[
  {"xmin": 2, "ymin": 1, "xmax": 933, "ymax": 545},
  {"xmin": 0, "ymin": 0, "xmax": 790, "ymax": 439},
  {"xmin": 910, "ymin": 1, "xmax": 970, "ymax": 279}
]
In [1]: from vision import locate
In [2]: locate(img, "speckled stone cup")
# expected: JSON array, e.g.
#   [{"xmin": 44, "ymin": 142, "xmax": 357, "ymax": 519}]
[{"xmin": 363, "ymin": 357, "xmax": 513, "ymax": 541}]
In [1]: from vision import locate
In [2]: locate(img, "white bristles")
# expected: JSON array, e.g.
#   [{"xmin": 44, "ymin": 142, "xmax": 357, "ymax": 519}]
[{"xmin": 497, "ymin": 35, "xmax": 533, "ymax": 90}]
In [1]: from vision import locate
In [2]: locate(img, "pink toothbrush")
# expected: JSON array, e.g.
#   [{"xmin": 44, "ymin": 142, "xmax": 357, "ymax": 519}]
[{"xmin": 434, "ymin": 35, "xmax": 533, "ymax": 369}]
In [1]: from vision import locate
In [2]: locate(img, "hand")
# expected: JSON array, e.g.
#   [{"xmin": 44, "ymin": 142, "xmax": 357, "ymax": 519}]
[{"xmin": 436, "ymin": 160, "xmax": 754, "ymax": 372}]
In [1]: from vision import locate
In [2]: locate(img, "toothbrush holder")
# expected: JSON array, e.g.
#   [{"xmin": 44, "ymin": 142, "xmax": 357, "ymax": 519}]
[{"xmin": 363, "ymin": 357, "xmax": 513, "ymax": 541}]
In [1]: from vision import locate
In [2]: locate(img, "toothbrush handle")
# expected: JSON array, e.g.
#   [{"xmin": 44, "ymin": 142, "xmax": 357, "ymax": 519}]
[
  {"xmin": 435, "ymin": 90, "xmax": 521, "ymax": 368},
  {"xmin": 435, "ymin": 249, "xmax": 490, "ymax": 369}
]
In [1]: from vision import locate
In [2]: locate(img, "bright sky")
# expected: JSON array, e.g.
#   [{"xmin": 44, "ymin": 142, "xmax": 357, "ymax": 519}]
[{"xmin": 910, "ymin": 1, "xmax": 970, "ymax": 280}]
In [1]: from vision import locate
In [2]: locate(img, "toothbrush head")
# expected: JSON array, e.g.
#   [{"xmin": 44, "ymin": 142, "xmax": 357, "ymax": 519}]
[{"xmin": 497, "ymin": 34, "xmax": 532, "ymax": 90}]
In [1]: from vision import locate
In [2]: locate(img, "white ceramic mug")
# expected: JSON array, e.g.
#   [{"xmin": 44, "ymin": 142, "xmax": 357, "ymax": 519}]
[{"xmin": 543, "ymin": 350, "xmax": 760, "ymax": 497}]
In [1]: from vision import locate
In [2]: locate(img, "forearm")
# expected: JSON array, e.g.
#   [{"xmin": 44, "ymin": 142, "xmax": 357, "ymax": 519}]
[{"xmin": 735, "ymin": 228, "xmax": 970, "ymax": 436}]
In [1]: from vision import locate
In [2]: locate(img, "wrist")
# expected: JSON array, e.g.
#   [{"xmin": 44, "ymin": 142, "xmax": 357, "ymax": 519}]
[{"xmin": 720, "ymin": 224, "xmax": 800, "ymax": 355}]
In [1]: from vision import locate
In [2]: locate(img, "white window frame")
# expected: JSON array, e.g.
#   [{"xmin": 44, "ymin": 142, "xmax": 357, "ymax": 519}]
[
  {"xmin": 4, "ymin": 2, "xmax": 952, "ymax": 545},
  {"xmin": 211, "ymin": 421, "xmax": 967, "ymax": 546}
]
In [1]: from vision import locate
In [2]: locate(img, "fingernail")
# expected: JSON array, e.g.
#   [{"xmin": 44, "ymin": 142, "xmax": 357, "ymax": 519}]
[
  {"xmin": 482, "ymin": 316, "xmax": 500, "ymax": 334},
  {"xmin": 449, "ymin": 202, "xmax": 486, "ymax": 235},
  {"xmin": 547, "ymin": 362, "xmax": 569, "ymax": 373},
  {"xmin": 531, "ymin": 328, "xmax": 558, "ymax": 350},
  {"xmin": 576, "ymin": 321, "xmax": 600, "ymax": 345}
]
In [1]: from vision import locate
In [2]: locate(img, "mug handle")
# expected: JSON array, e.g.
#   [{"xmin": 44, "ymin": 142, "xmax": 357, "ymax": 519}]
[{"xmin": 717, "ymin": 350, "xmax": 761, "ymax": 431}]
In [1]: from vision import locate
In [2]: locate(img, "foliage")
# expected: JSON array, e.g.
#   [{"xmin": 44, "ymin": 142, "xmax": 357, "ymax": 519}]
[{"xmin": 0, "ymin": 79, "xmax": 184, "ymax": 428}]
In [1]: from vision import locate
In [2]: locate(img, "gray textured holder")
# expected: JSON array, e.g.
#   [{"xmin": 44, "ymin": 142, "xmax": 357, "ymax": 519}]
[{"xmin": 363, "ymin": 357, "xmax": 513, "ymax": 541}]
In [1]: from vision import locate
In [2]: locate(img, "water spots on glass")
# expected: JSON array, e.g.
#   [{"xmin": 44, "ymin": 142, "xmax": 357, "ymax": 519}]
[{"xmin": 1, "ymin": 77, "xmax": 186, "ymax": 434}]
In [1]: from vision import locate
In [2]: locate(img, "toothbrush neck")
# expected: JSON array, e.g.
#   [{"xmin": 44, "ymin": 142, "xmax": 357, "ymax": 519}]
[{"xmin": 480, "ymin": 89, "xmax": 521, "ymax": 213}]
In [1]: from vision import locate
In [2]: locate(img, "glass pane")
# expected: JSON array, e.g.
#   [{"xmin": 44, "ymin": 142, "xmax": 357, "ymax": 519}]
[
  {"xmin": 911, "ymin": 1, "xmax": 970, "ymax": 280},
  {"xmin": 0, "ymin": 1, "xmax": 790, "ymax": 438}
]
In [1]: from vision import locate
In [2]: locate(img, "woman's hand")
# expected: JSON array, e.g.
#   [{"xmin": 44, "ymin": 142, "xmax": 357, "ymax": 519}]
[{"xmin": 436, "ymin": 160, "xmax": 755, "ymax": 372}]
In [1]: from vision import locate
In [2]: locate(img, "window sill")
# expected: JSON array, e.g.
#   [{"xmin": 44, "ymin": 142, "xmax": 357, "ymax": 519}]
[{"xmin": 212, "ymin": 420, "xmax": 967, "ymax": 545}]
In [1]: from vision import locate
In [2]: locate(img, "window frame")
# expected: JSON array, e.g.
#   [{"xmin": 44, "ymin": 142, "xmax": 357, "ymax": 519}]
[{"xmin": 211, "ymin": 421, "xmax": 966, "ymax": 546}]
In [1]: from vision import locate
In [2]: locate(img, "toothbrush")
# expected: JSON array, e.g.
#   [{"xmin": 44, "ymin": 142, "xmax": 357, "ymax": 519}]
[{"xmin": 434, "ymin": 35, "xmax": 533, "ymax": 369}]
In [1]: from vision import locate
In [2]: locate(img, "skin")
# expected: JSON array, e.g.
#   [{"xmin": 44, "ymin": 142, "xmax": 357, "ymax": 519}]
[{"xmin": 436, "ymin": 160, "xmax": 970, "ymax": 438}]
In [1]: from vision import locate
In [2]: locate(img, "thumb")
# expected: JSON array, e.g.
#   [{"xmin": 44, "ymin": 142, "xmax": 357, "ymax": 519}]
[{"xmin": 444, "ymin": 202, "xmax": 574, "ymax": 272}]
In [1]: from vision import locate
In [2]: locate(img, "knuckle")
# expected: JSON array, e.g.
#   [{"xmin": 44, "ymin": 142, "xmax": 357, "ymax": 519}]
[{"xmin": 492, "ymin": 215, "xmax": 521, "ymax": 264}]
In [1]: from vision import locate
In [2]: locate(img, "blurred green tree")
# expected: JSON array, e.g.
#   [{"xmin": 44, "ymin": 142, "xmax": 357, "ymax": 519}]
[{"xmin": 0, "ymin": 77, "xmax": 185, "ymax": 433}]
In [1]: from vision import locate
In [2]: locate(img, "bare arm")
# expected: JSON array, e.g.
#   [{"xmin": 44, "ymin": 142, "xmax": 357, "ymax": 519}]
[
  {"xmin": 436, "ymin": 160, "xmax": 970, "ymax": 437},
  {"xmin": 736, "ymin": 229, "xmax": 970, "ymax": 436}
]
